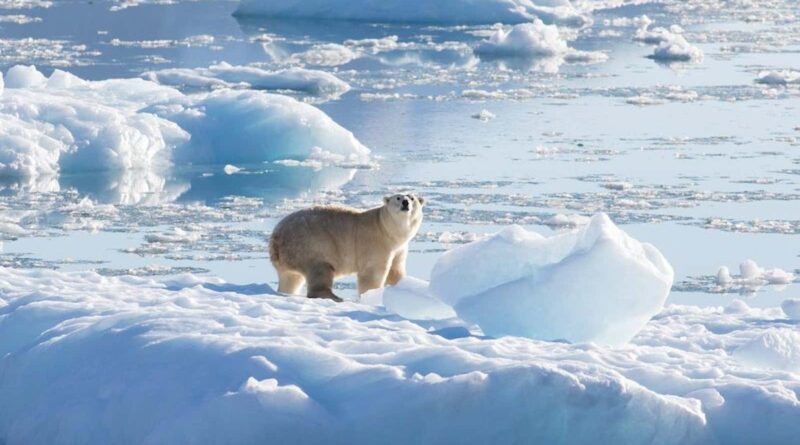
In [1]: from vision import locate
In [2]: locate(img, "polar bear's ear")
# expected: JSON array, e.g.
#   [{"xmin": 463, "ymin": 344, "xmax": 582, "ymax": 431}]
[
  {"xmin": 384, "ymin": 195, "xmax": 391, "ymax": 204},
  {"xmin": 417, "ymin": 195, "xmax": 425, "ymax": 206}
]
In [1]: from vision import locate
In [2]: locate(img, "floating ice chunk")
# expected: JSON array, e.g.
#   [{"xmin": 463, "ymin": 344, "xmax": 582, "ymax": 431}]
[
  {"xmin": 755, "ymin": 70, "xmax": 800, "ymax": 85},
  {"xmin": 716, "ymin": 266, "xmax": 733, "ymax": 285},
  {"xmin": 780, "ymin": 299, "xmax": 800, "ymax": 320},
  {"xmin": 4, "ymin": 64, "xmax": 46, "ymax": 88},
  {"xmin": 295, "ymin": 43, "xmax": 358, "ymax": 66},
  {"xmin": 223, "ymin": 164, "xmax": 242, "ymax": 175},
  {"xmin": 650, "ymin": 34, "xmax": 702, "ymax": 62},
  {"xmin": 544, "ymin": 213, "xmax": 591, "ymax": 228},
  {"xmin": 362, "ymin": 276, "xmax": 456, "ymax": 320},
  {"xmin": 143, "ymin": 63, "xmax": 351, "ymax": 98},
  {"xmin": 475, "ymin": 21, "xmax": 568, "ymax": 58},
  {"xmin": 430, "ymin": 213, "xmax": 674, "ymax": 345},
  {"xmin": 235, "ymin": 0, "xmax": 590, "ymax": 27},
  {"xmin": 471, "ymin": 109, "xmax": 496, "ymax": 121},
  {"xmin": 734, "ymin": 329, "xmax": 800, "ymax": 372}
]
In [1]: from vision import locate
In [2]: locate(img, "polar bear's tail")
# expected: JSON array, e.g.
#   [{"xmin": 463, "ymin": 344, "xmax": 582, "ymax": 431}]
[{"xmin": 269, "ymin": 234, "xmax": 281, "ymax": 265}]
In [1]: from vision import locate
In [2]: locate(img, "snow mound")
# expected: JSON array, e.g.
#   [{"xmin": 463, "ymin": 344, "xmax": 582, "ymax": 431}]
[
  {"xmin": 0, "ymin": 65, "xmax": 369, "ymax": 178},
  {"xmin": 362, "ymin": 276, "xmax": 456, "ymax": 320},
  {"xmin": 755, "ymin": 70, "xmax": 800, "ymax": 85},
  {"xmin": 4, "ymin": 64, "xmax": 46, "ymax": 88},
  {"xmin": 734, "ymin": 329, "xmax": 800, "ymax": 372},
  {"xmin": 429, "ymin": 213, "xmax": 674, "ymax": 345},
  {"xmin": 235, "ymin": 0, "xmax": 590, "ymax": 27},
  {"xmin": 474, "ymin": 20, "xmax": 607, "ymax": 65},
  {"xmin": 143, "ymin": 63, "xmax": 351, "ymax": 98}
]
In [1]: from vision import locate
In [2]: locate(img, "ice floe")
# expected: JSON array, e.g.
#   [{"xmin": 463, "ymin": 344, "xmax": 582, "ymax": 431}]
[
  {"xmin": 0, "ymin": 65, "xmax": 370, "ymax": 181},
  {"xmin": 756, "ymin": 70, "xmax": 800, "ymax": 85},
  {"xmin": 430, "ymin": 213, "xmax": 674, "ymax": 345},
  {"xmin": 0, "ymin": 265, "xmax": 798, "ymax": 443},
  {"xmin": 474, "ymin": 20, "xmax": 607, "ymax": 71},
  {"xmin": 142, "ymin": 62, "xmax": 350, "ymax": 98}
]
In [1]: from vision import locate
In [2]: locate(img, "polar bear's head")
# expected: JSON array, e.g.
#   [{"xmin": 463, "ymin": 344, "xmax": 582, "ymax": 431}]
[{"xmin": 384, "ymin": 193, "xmax": 425, "ymax": 216}]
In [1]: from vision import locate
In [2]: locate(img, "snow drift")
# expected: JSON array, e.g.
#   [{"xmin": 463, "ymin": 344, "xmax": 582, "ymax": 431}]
[
  {"xmin": 429, "ymin": 214, "xmax": 674, "ymax": 345},
  {"xmin": 0, "ymin": 65, "xmax": 369, "ymax": 178},
  {"xmin": 234, "ymin": 0, "xmax": 590, "ymax": 27}
]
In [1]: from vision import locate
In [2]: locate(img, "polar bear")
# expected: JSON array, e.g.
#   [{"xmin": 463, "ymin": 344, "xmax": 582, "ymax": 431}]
[{"xmin": 269, "ymin": 193, "xmax": 425, "ymax": 301}]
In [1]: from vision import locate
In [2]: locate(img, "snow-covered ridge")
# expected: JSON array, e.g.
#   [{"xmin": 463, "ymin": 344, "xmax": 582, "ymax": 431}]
[
  {"xmin": 0, "ymin": 265, "xmax": 798, "ymax": 444},
  {"xmin": 0, "ymin": 65, "xmax": 369, "ymax": 178},
  {"xmin": 235, "ymin": 0, "xmax": 591, "ymax": 27}
]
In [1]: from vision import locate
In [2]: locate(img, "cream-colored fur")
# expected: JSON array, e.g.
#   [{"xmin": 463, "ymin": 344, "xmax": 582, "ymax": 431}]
[{"xmin": 269, "ymin": 193, "xmax": 424, "ymax": 301}]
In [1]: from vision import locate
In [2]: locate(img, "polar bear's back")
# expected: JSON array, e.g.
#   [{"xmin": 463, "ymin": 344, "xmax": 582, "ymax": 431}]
[{"xmin": 269, "ymin": 205, "xmax": 370, "ymax": 275}]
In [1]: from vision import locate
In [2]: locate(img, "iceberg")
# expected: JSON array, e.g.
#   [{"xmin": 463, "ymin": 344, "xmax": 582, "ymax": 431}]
[{"xmin": 429, "ymin": 214, "xmax": 674, "ymax": 345}]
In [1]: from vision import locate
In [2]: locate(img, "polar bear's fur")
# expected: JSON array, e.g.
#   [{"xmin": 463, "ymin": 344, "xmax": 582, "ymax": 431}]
[{"xmin": 269, "ymin": 193, "xmax": 424, "ymax": 301}]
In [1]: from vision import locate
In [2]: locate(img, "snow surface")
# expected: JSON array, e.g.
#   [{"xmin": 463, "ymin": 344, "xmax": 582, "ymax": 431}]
[
  {"xmin": 429, "ymin": 213, "xmax": 674, "ymax": 345},
  {"xmin": 362, "ymin": 276, "xmax": 456, "ymax": 320},
  {"xmin": 234, "ymin": 0, "xmax": 591, "ymax": 27},
  {"xmin": 0, "ymin": 65, "xmax": 369, "ymax": 178},
  {"xmin": 142, "ymin": 62, "xmax": 351, "ymax": 98},
  {"xmin": 0, "ymin": 266, "xmax": 799, "ymax": 444}
]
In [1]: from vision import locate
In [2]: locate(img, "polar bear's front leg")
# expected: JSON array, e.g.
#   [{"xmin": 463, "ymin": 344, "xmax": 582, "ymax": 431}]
[
  {"xmin": 357, "ymin": 264, "xmax": 391, "ymax": 296},
  {"xmin": 385, "ymin": 248, "xmax": 408, "ymax": 286}
]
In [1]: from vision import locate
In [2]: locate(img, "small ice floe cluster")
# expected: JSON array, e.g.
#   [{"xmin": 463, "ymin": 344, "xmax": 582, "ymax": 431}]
[{"xmin": 674, "ymin": 259, "xmax": 797, "ymax": 295}]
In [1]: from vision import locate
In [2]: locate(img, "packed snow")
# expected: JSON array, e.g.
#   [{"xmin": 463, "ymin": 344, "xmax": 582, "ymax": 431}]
[
  {"xmin": 0, "ymin": 264, "xmax": 799, "ymax": 444},
  {"xmin": 235, "ymin": 0, "xmax": 590, "ymax": 27},
  {"xmin": 0, "ymin": 65, "xmax": 369, "ymax": 178},
  {"xmin": 429, "ymin": 214, "xmax": 673, "ymax": 345}
]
